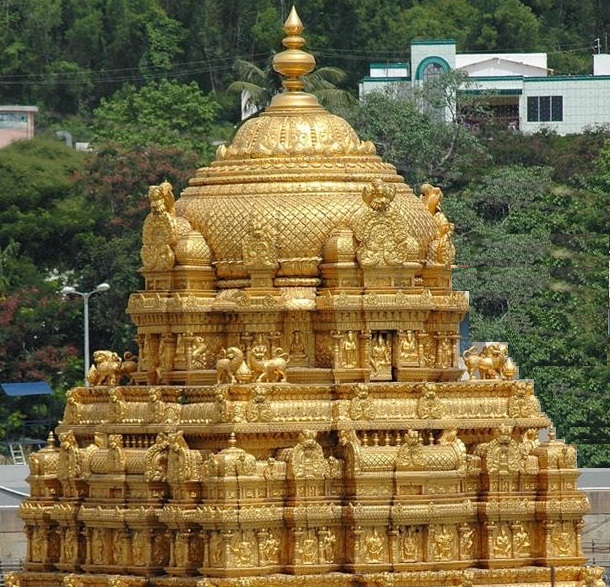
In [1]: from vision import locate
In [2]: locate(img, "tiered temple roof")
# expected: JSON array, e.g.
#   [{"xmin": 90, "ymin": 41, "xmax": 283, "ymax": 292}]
[{"xmin": 11, "ymin": 7, "xmax": 604, "ymax": 587}]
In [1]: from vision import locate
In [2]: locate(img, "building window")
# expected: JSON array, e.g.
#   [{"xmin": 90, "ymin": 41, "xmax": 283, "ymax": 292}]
[
  {"xmin": 527, "ymin": 96, "xmax": 563, "ymax": 122},
  {"xmin": 422, "ymin": 62, "xmax": 444, "ymax": 82}
]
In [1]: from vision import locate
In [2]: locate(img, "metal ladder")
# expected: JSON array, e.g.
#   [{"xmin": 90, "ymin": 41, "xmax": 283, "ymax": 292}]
[{"xmin": 8, "ymin": 443, "xmax": 26, "ymax": 465}]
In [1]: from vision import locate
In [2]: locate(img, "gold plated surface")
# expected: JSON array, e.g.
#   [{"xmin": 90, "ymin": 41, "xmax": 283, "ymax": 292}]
[{"xmin": 11, "ymin": 7, "xmax": 603, "ymax": 587}]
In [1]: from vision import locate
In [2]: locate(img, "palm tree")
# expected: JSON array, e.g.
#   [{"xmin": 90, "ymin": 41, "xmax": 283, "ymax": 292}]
[{"xmin": 228, "ymin": 57, "xmax": 357, "ymax": 120}]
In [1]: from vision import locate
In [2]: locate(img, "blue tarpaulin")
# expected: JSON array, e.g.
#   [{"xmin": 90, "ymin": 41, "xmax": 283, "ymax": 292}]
[{"xmin": 1, "ymin": 381, "xmax": 53, "ymax": 396}]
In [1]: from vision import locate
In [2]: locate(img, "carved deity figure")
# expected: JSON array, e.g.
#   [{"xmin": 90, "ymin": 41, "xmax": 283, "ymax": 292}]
[
  {"xmin": 141, "ymin": 182, "xmax": 178, "ymax": 271},
  {"xmin": 298, "ymin": 532, "xmax": 317, "ymax": 564},
  {"xmin": 289, "ymin": 330, "xmax": 307, "ymax": 357},
  {"xmin": 551, "ymin": 524, "xmax": 573, "ymax": 556},
  {"xmin": 320, "ymin": 530, "xmax": 336, "ymax": 563},
  {"xmin": 230, "ymin": 534, "xmax": 254, "ymax": 567},
  {"xmin": 364, "ymin": 528, "xmax": 384, "ymax": 563},
  {"xmin": 342, "ymin": 331, "xmax": 357, "ymax": 368},
  {"xmin": 399, "ymin": 330, "xmax": 419, "ymax": 365},
  {"xmin": 459, "ymin": 524, "xmax": 475, "ymax": 559},
  {"xmin": 260, "ymin": 532, "xmax": 280, "ymax": 565},
  {"xmin": 512, "ymin": 523, "xmax": 531, "ymax": 556},
  {"xmin": 370, "ymin": 333, "xmax": 391, "ymax": 376},
  {"xmin": 243, "ymin": 223, "xmax": 277, "ymax": 269},
  {"xmin": 353, "ymin": 179, "xmax": 419, "ymax": 267},
  {"xmin": 289, "ymin": 430, "xmax": 330, "ymax": 478},
  {"xmin": 349, "ymin": 383, "xmax": 375, "ymax": 420},
  {"xmin": 432, "ymin": 525, "xmax": 454, "ymax": 561},
  {"xmin": 401, "ymin": 527, "xmax": 419, "ymax": 561},
  {"xmin": 436, "ymin": 335, "xmax": 453, "ymax": 369},
  {"xmin": 493, "ymin": 525, "xmax": 512, "ymax": 558}
]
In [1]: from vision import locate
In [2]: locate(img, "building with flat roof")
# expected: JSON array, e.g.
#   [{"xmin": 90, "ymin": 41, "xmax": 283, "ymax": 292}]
[{"xmin": 360, "ymin": 41, "xmax": 610, "ymax": 135}]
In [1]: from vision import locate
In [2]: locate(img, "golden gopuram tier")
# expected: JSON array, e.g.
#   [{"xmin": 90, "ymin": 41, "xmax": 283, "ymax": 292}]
[{"xmin": 12, "ymin": 7, "xmax": 605, "ymax": 587}]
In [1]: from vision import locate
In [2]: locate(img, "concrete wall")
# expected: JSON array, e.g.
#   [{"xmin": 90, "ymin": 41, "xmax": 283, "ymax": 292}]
[{"xmin": 0, "ymin": 508, "xmax": 25, "ymax": 562}]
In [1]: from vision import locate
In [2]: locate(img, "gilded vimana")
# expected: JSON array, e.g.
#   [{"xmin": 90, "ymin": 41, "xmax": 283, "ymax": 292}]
[{"xmin": 11, "ymin": 7, "xmax": 606, "ymax": 587}]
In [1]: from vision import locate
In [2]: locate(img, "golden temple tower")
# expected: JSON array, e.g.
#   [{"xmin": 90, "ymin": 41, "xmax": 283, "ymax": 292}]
[{"xmin": 13, "ymin": 7, "xmax": 605, "ymax": 587}]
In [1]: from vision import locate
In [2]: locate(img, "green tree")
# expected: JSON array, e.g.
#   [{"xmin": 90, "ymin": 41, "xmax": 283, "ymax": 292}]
[
  {"xmin": 0, "ymin": 139, "xmax": 92, "ymax": 270},
  {"xmin": 348, "ymin": 89, "xmax": 488, "ymax": 187},
  {"xmin": 92, "ymin": 79, "xmax": 221, "ymax": 160},
  {"xmin": 446, "ymin": 162, "xmax": 610, "ymax": 466}
]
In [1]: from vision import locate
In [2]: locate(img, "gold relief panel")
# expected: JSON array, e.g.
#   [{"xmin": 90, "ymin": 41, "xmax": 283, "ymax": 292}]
[
  {"xmin": 369, "ymin": 332, "xmax": 392, "ymax": 381},
  {"xmin": 314, "ymin": 332, "xmax": 334, "ymax": 368},
  {"xmin": 429, "ymin": 524, "xmax": 457, "ymax": 562},
  {"xmin": 458, "ymin": 523, "xmax": 476, "ymax": 560},
  {"xmin": 359, "ymin": 527, "xmax": 387, "ymax": 565},
  {"xmin": 293, "ymin": 528, "xmax": 319, "ymax": 566},
  {"xmin": 228, "ymin": 530, "xmax": 258, "ymax": 568},
  {"xmin": 398, "ymin": 526, "xmax": 423, "ymax": 563}
]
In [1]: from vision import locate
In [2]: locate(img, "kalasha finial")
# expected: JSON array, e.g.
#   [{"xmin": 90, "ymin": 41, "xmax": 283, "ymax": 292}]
[{"xmin": 270, "ymin": 6, "xmax": 318, "ymax": 104}]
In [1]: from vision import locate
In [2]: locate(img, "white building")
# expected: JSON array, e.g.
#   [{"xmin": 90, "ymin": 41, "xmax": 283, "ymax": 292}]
[{"xmin": 360, "ymin": 40, "xmax": 610, "ymax": 135}]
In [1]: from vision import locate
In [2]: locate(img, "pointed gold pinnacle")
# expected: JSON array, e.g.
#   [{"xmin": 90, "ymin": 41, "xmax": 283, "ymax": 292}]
[{"xmin": 272, "ymin": 6, "xmax": 316, "ymax": 94}]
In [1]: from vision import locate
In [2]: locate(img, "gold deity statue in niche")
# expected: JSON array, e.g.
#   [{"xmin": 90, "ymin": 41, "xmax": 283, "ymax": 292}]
[{"xmin": 12, "ymin": 6, "xmax": 602, "ymax": 587}]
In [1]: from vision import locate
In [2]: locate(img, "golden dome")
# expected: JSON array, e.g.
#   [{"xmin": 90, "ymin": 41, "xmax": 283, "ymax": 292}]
[{"xmin": 177, "ymin": 8, "xmax": 439, "ymax": 285}]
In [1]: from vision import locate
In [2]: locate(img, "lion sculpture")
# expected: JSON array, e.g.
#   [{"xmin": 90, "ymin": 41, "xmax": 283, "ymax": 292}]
[
  {"xmin": 462, "ymin": 343, "xmax": 516, "ymax": 380},
  {"xmin": 87, "ymin": 350, "xmax": 123, "ymax": 386},
  {"xmin": 216, "ymin": 347, "xmax": 251, "ymax": 383},
  {"xmin": 87, "ymin": 350, "xmax": 139, "ymax": 387},
  {"xmin": 249, "ymin": 346, "xmax": 290, "ymax": 383}
]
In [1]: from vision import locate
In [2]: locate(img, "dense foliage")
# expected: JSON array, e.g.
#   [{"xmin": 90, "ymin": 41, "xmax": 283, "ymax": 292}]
[{"xmin": 0, "ymin": 0, "xmax": 609, "ymax": 465}]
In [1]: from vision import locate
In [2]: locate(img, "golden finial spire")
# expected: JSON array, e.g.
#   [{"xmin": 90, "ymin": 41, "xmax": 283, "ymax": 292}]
[{"xmin": 269, "ymin": 6, "xmax": 320, "ymax": 109}]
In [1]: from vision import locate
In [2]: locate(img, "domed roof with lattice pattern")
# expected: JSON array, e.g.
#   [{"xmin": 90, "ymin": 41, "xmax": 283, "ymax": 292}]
[{"xmin": 176, "ymin": 8, "xmax": 438, "ymax": 283}]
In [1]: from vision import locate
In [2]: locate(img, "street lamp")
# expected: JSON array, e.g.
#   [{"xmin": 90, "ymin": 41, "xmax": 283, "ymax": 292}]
[{"xmin": 61, "ymin": 282, "xmax": 110, "ymax": 386}]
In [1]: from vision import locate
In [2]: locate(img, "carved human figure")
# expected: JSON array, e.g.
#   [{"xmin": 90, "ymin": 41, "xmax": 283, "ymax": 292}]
[
  {"xmin": 320, "ymin": 530, "xmax": 336, "ymax": 563},
  {"xmin": 260, "ymin": 532, "xmax": 280, "ymax": 565},
  {"xmin": 433, "ymin": 525, "xmax": 454, "ymax": 561},
  {"xmin": 342, "ymin": 331, "xmax": 357, "ymax": 368},
  {"xmin": 364, "ymin": 529, "xmax": 384, "ymax": 563},
  {"xmin": 493, "ymin": 526, "xmax": 512, "ymax": 558},
  {"xmin": 289, "ymin": 330, "xmax": 307, "ymax": 357},
  {"xmin": 399, "ymin": 330, "xmax": 419, "ymax": 365},
  {"xmin": 459, "ymin": 524, "xmax": 475, "ymax": 558},
  {"xmin": 512, "ymin": 523, "xmax": 530, "ymax": 556},
  {"xmin": 401, "ymin": 527, "xmax": 419, "ymax": 561}
]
